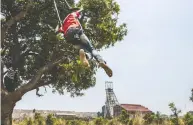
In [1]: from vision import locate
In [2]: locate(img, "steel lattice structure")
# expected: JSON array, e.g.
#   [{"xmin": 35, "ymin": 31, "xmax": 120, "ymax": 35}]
[{"xmin": 104, "ymin": 81, "xmax": 119, "ymax": 118}]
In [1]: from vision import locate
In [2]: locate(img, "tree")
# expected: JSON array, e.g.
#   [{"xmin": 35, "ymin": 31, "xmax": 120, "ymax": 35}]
[
  {"xmin": 169, "ymin": 102, "xmax": 181, "ymax": 125},
  {"xmin": 154, "ymin": 111, "xmax": 167, "ymax": 125},
  {"xmin": 1, "ymin": 0, "xmax": 127, "ymax": 124},
  {"xmin": 190, "ymin": 88, "xmax": 193, "ymax": 102},
  {"xmin": 183, "ymin": 112, "xmax": 193, "ymax": 125}
]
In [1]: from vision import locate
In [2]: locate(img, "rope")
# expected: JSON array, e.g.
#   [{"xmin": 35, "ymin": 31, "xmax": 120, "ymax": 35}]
[
  {"xmin": 53, "ymin": 0, "xmax": 62, "ymax": 26},
  {"xmin": 64, "ymin": 0, "xmax": 71, "ymax": 9}
]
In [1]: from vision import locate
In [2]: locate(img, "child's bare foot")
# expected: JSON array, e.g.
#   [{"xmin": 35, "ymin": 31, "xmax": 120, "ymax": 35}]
[
  {"xmin": 79, "ymin": 49, "xmax": 90, "ymax": 67},
  {"xmin": 99, "ymin": 62, "xmax": 113, "ymax": 77}
]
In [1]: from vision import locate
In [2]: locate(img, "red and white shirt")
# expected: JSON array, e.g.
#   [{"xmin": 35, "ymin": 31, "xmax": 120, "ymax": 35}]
[{"xmin": 58, "ymin": 11, "xmax": 81, "ymax": 35}]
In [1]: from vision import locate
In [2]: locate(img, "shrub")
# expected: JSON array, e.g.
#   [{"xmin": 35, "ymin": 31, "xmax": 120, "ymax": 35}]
[
  {"xmin": 34, "ymin": 113, "xmax": 45, "ymax": 125},
  {"xmin": 107, "ymin": 119, "xmax": 121, "ymax": 125},
  {"xmin": 66, "ymin": 120, "xmax": 82, "ymax": 125},
  {"xmin": 93, "ymin": 117, "xmax": 107, "ymax": 125},
  {"xmin": 132, "ymin": 113, "xmax": 145, "ymax": 125},
  {"xmin": 118, "ymin": 110, "xmax": 130, "ymax": 124},
  {"xmin": 143, "ymin": 113, "xmax": 156, "ymax": 124},
  {"xmin": 46, "ymin": 114, "xmax": 57, "ymax": 125},
  {"xmin": 18, "ymin": 117, "xmax": 34, "ymax": 125}
]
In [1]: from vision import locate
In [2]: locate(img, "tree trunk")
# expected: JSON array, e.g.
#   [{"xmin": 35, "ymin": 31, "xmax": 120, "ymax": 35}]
[
  {"xmin": 1, "ymin": 91, "xmax": 22, "ymax": 125},
  {"xmin": 1, "ymin": 113, "xmax": 13, "ymax": 125}
]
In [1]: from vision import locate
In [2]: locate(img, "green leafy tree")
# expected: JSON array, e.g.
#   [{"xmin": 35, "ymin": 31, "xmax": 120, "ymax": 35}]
[
  {"xmin": 155, "ymin": 111, "xmax": 165, "ymax": 125},
  {"xmin": 169, "ymin": 102, "xmax": 181, "ymax": 125},
  {"xmin": 1, "ymin": 0, "xmax": 127, "ymax": 124},
  {"xmin": 33, "ymin": 109, "xmax": 36, "ymax": 113},
  {"xmin": 190, "ymin": 88, "xmax": 193, "ymax": 102},
  {"xmin": 183, "ymin": 112, "xmax": 193, "ymax": 125}
]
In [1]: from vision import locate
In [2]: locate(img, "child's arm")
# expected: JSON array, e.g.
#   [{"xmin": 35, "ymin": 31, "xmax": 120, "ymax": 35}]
[
  {"xmin": 55, "ymin": 24, "xmax": 63, "ymax": 34},
  {"xmin": 70, "ymin": 8, "xmax": 84, "ymax": 18},
  {"xmin": 77, "ymin": 8, "xmax": 83, "ymax": 13}
]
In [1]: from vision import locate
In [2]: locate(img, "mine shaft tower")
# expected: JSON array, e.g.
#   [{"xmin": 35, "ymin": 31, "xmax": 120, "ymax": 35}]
[{"xmin": 104, "ymin": 81, "xmax": 119, "ymax": 118}]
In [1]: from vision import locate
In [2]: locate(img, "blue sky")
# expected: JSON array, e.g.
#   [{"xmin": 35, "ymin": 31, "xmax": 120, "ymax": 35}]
[{"xmin": 15, "ymin": 0, "xmax": 193, "ymax": 115}]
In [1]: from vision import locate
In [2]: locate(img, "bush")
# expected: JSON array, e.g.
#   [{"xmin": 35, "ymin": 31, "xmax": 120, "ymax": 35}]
[
  {"xmin": 46, "ymin": 114, "xmax": 57, "ymax": 125},
  {"xmin": 118, "ymin": 110, "xmax": 130, "ymax": 124},
  {"xmin": 66, "ymin": 120, "xmax": 82, "ymax": 125},
  {"xmin": 107, "ymin": 119, "xmax": 120, "ymax": 125},
  {"xmin": 132, "ymin": 113, "xmax": 145, "ymax": 125},
  {"xmin": 27, "ymin": 118, "xmax": 33, "ymax": 125},
  {"xmin": 143, "ymin": 113, "xmax": 156, "ymax": 124},
  {"xmin": 13, "ymin": 110, "xmax": 193, "ymax": 125},
  {"xmin": 34, "ymin": 113, "xmax": 45, "ymax": 125},
  {"xmin": 18, "ymin": 117, "xmax": 34, "ymax": 125},
  {"xmin": 93, "ymin": 117, "xmax": 108, "ymax": 125}
]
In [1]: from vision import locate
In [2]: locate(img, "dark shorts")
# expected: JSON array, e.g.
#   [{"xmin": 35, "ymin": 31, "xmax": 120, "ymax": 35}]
[
  {"xmin": 64, "ymin": 27, "xmax": 105, "ymax": 63},
  {"xmin": 64, "ymin": 27, "xmax": 94, "ymax": 53},
  {"xmin": 65, "ymin": 27, "xmax": 83, "ymax": 45}
]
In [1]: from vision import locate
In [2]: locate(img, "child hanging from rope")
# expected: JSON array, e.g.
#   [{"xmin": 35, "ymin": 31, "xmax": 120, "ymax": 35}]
[{"xmin": 56, "ymin": 8, "xmax": 113, "ymax": 77}]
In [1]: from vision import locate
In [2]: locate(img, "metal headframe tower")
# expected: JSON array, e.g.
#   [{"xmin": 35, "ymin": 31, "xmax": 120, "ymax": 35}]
[{"xmin": 104, "ymin": 81, "xmax": 119, "ymax": 118}]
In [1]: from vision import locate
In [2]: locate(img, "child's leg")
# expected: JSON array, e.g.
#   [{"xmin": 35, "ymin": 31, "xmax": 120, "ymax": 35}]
[
  {"xmin": 79, "ymin": 49, "xmax": 90, "ymax": 67},
  {"xmin": 79, "ymin": 33, "xmax": 113, "ymax": 77},
  {"xmin": 79, "ymin": 33, "xmax": 104, "ymax": 62},
  {"xmin": 65, "ymin": 28, "xmax": 90, "ymax": 67},
  {"xmin": 65, "ymin": 27, "xmax": 112, "ymax": 77}
]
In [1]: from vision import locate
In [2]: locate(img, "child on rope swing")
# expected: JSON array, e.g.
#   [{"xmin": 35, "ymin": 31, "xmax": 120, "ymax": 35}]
[{"xmin": 56, "ymin": 8, "xmax": 113, "ymax": 77}]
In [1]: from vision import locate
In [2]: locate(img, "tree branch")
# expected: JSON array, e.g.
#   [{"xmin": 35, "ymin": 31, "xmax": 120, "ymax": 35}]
[
  {"xmin": 35, "ymin": 83, "xmax": 49, "ymax": 97},
  {"xmin": 16, "ymin": 56, "xmax": 68, "ymax": 95},
  {"xmin": 1, "ymin": 0, "xmax": 33, "ymax": 46},
  {"xmin": 36, "ymin": 88, "xmax": 43, "ymax": 97}
]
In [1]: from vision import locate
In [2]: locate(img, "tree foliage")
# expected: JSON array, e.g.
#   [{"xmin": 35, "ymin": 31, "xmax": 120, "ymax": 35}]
[
  {"xmin": 1, "ymin": 0, "xmax": 127, "ymax": 97},
  {"xmin": 169, "ymin": 102, "xmax": 181, "ymax": 125},
  {"xmin": 190, "ymin": 88, "xmax": 193, "ymax": 102},
  {"xmin": 183, "ymin": 112, "xmax": 193, "ymax": 125}
]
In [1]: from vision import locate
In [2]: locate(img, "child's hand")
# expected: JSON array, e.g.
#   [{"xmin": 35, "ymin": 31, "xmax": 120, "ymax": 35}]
[{"xmin": 56, "ymin": 33, "xmax": 64, "ymax": 40}]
